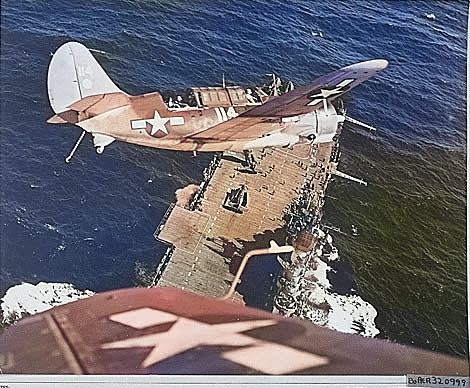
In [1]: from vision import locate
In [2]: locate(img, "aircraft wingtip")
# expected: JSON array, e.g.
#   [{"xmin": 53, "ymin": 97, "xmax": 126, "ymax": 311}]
[
  {"xmin": 345, "ymin": 59, "xmax": 389, "ymax": 72},
  {"xmin": 375, "ymin": 59, "xmax": 389, "ymax": 70}
]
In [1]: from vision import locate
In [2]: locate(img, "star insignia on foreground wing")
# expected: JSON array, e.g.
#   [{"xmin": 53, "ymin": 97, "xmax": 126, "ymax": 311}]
[
  {"xmin": 101, "ymin": 307, "xmax": 329, "ymax": 374},
  {"xmin": 307, "ymin": 78, "xmax": 355, "ymax": 106}
]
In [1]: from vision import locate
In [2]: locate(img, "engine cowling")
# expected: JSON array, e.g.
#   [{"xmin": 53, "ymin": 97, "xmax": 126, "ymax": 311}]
[{"xmin": 284, "ymin": 103, "xmax": 344, "ymax": 144}]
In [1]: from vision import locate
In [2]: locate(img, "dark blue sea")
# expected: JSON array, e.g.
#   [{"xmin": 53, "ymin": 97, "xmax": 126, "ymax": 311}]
[{"xmin": 0, "ymin": 0, "xmax": 467, "ymax": 358}]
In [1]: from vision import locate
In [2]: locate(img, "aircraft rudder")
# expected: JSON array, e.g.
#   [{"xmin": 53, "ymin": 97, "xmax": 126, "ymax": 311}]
[{"xmin": 47, "ymin": 41, "xmax": 124, "ymax": 115}]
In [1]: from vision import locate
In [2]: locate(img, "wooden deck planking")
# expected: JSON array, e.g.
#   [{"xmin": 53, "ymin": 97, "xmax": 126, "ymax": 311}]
[{"xmin": 155, "ymin": 142, "xmax": 332, "ymax": 299}]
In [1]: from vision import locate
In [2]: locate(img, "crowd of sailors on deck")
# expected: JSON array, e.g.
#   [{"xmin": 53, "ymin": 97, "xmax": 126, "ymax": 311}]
[
  {"xmin": 189, "ymin": 153, "xmax": 222, "ymax": 210},
  {"xmin": 285, "ymin": 175, "xmax": 322, "ymax": 235}
]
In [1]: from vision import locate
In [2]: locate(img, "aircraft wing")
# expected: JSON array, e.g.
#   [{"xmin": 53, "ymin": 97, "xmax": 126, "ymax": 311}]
[
  {"xmin": 187, "ymin": 116, "xmax": 280, "ymax": 142},
  {"xmin": 1, "ymin": 287, "xmax": 467, "ymax": 375},
  {"xmin": 188, "ymin": 59, "xmax": 388, "ymax": 142}
]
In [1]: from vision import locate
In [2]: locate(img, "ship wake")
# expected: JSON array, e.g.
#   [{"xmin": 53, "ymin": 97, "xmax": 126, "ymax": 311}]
[{"xmin": 274, "ymin": 228, "xmax": 379, "ymax": 337}]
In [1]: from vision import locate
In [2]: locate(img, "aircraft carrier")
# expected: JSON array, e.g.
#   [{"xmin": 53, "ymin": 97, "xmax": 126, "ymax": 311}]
[{"xmin": 152, "ymin": 131, "xmax": 349, "ymax": 305}]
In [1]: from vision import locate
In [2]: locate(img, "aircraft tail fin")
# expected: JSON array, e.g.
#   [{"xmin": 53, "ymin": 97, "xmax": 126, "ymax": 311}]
[{"xmin": 47, "ymin": 42, "xmax": 125, "ymax": 116}]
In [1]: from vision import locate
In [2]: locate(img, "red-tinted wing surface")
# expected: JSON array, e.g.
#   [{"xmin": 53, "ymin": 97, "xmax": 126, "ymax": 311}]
[
  {"xmin": 1, "ymin": 287, "xmax": 467, "ymax": 375},
  {"xmin": 188, "ymin": 59, "xmax": 388, "ymax": 142}
]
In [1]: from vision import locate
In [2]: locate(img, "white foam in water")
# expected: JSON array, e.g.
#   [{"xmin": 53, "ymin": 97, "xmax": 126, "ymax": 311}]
[
  {"xmin": 1, "ymin": 282, "xmax": 94, "ymax": 324},
  {"xmin": 325, "ymin": 293, "xmax": 379, "ymax": 337},
  {"xmin": 275, "ymin": 231, "xmax": 380, "ymax": 337}
]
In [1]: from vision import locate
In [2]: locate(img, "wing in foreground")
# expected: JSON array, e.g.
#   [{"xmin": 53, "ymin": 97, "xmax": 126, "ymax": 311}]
[{"xmin": 1, "ymin": 287, "xmax": 467, "ymax": 375}]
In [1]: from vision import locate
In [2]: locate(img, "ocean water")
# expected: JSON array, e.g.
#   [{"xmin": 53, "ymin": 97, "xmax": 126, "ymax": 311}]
[{"xmin": 0, "ymin": 0, "xmax": 467, "ymax": 358}]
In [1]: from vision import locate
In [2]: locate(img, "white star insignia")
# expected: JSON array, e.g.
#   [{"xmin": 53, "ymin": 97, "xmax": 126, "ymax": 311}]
[
  {"xmin": 131, "ymin": 111, "xmax": 169, "ymax": 136},
  {"xmin": 307, "ymin": 78, "xmax": 355, "ymax": 106},
  {"xmin": 148, "ymin": 110, "xmax": 169, "ymax": 136},
  {"xmin": 101, "ymin": 307, "xmax": 329, "ymax": 374}
]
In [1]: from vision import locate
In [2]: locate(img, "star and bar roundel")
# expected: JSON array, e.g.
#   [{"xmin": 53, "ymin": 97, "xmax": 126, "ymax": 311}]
[
  {"xmin": 101, "ymin": 307, "xmax": 329, "ymax": 374},
  {"xmin": 307, "ymin": 78, "xmax": 355, "ymax": 106},
  {"xmin": 131, "ymin": 110, "xmax": 185, "ymax": 138}
]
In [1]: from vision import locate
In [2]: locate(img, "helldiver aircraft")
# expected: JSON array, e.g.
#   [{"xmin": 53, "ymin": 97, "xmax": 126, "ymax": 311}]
[{"xmin": 47, "ymin": 42, "xmax": 387, "ymax": 159}]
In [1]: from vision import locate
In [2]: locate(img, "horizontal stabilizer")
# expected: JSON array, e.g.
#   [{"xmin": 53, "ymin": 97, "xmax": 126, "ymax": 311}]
[
  {"xmin": 68, "ymin": 94, "xmax": 106, "ymax": 112},
  {"xmin": 47, "ymin": 114, "xmax": 69, "ymax": 124},
  {"xmin": 67, "ymin": 92, "xmax": 129, "ymax": 117},
  {"xmin": 47, "ymin": 110, "xmax": 79, "ymax": 124}
]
